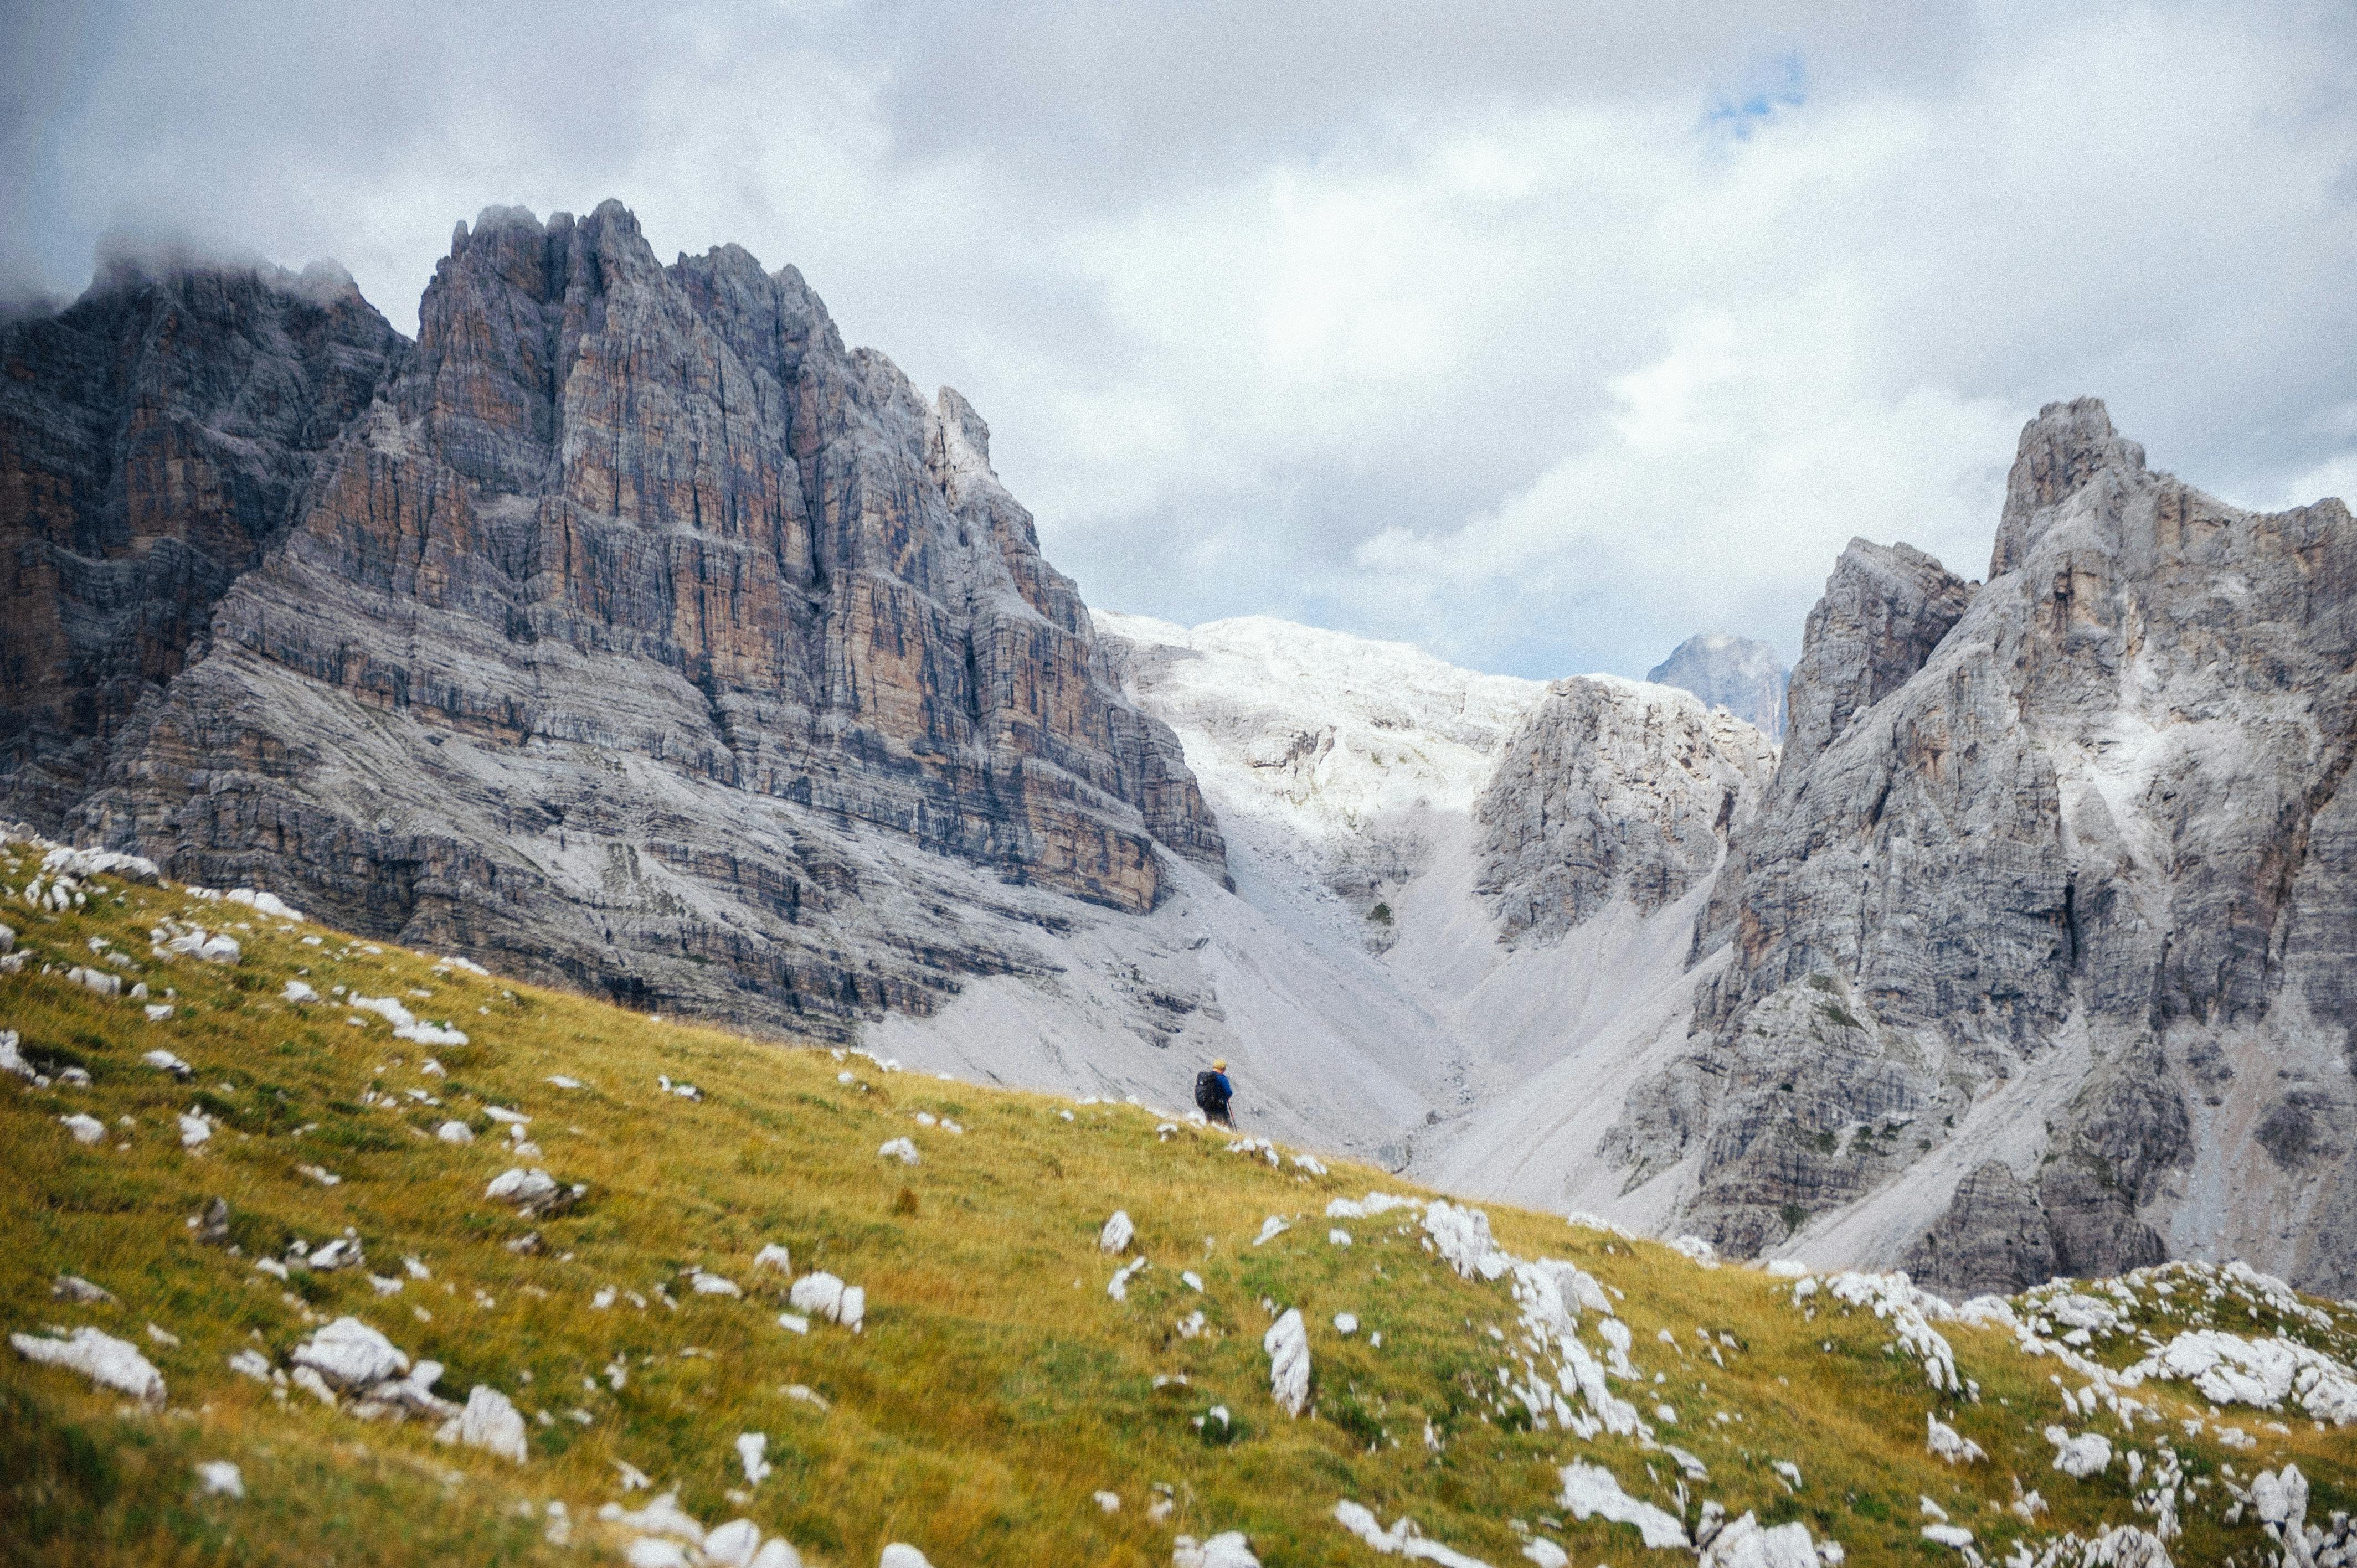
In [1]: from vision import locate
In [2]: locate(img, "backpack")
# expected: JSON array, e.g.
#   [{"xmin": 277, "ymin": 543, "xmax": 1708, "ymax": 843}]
[{"xmin": 1194, "ymin": 1070, "xmax": 1226, "ymax": 1113}]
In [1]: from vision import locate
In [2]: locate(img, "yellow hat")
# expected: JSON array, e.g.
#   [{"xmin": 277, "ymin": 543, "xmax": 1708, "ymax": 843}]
[{"xmin": 1212, "ymin": 1059, "xmax": 1228, "ymax": 1070}]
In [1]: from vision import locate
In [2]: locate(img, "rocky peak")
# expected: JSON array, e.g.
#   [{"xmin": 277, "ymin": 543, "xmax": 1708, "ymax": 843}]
[
  {"xmin": 47, "ymin": 199, "xmax": 1222, "ymax": 1040},
  {"xmin": 1645, "ymin": 633, "xmax": 1788, "ymax": 741},
  {"xmin": 1990, "ymin": 396, "xmax": 2148, "ymax": 576},
  {"xmin": 1776, "ymin": 539, "xmax": 1973, "ymax": 780}
]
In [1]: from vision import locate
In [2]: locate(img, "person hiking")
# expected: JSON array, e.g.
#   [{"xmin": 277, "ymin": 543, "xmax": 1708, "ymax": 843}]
[{"xmin": 1194, "ymin": 1058, "xmax": 1235, "ymax": 1127}]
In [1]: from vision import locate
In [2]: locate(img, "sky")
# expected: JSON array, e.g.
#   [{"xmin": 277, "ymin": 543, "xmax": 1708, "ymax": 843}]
[{"xmin": 7, "ymin": 0, "xmax": 2354, "ymax": 680}]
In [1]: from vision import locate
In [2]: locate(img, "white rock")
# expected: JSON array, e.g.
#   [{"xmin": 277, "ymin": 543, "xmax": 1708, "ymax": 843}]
[
  {"xmin": 66, "ymin": 965, "xmax": 122, "ymax": 996},
  {"xmin": 281, "ymin": 980, "xmax": 320, "ymax": 1003},
  {"xmin": 1094, "ymin": 1490, "xmax": 1121, "ymax": 1513},
  {"xmin": 1422, "ymin": 1201, "xmax": 1510, "ymax": 1280},
  {"xmin": 1927, "ymin": 1413, "xmax": 1986, "ymax": 1464},
  {"xmin": 1172, "ymin": 1532, "xmax": 1260, "ymax": 1568},
  {"xmin": 878, "ymin": 1136, "xmax": 920, "ymax": 1165},
  {"xmin": 194, "ymin": 1460, "xmax": 245, "ymax": 1498},
  {"xmin": 10, "ymin": 1326, "xmax": 166, "ymax": 1406},
  {"xmin": 1700, "ymin": 1513, "xmax": 1822, "ymax": 1568},
  {"xmin": 1921, "ymin": 1525, "xmax": 1974, "ymax": 1550},
  {"xmin": 1557, "ymin": 1461, "xmax": 1687, "ymax": 1549},
  {"xmin": 546, "ymin": 1075, "xmax": 584, "ymax": 1089},
  {"xmin": 178, "ymin": 1112, "xmax": 212, "ymax": 1149},
  {"xmin": 485, "ymin": 1167, "xmax": 558, "ymax": 1205},
  {"xmin": 436, "ymin": 1120, "xmax": 474, "ymax": 1144},
  {"xmin": 1521, "ymin": 1543, "xmax": 1569, "ymax": 1568},
  {"xmin": 226, "ymin": 888, "xmax": 300, "ymax": 921},
  {"xmin": 1100, "ymin": 1210, "xmax": 1136, "ymax": 1254},
  {"xmin": 446, "ymin": 1384, "xmax": 528, "ymax": 1462},
  {"xmin": 626, "ymin": 1540, "xmax": 691, "ymax": 1568},
  {"xmin": 348, "ymin": 996, "xmax": 416, "ymax": 1030},
  {"xmin": 736, "ymin": 1431, "xmax": 771, "ymax": 1484},
  {"xmin": 143, "ymin": 1048, "xmax": 192, "ymax": 1077},
  {"xmin": 60, "ymin": 1113, "xmax": 106, "ymax": 1144},
  {"xmin": 197, "ymin": 935, "xmax": 240, "ymax": 964},
  {"xmin": 1252, "ymin": 1216, "xmax": 1291, "ymax": 1246},
  {"xmin": 227, "ymin": 1348, "xmax": 274, "ymax": 1381},
  {"xmin": 1327, "ymin": 1229, "xmax": 1352, "ymax": 1247},
  {"xmin": 291, "ymin": 1365, "xmax": 338, "ymax": 1406},
  {"xmin": 2044, "ymin": 1426, "xmax": 2112, "ymax": 1478},
  {"xmin": 777, "ymin": 1313, "xmax": 810, "ymax": 1335},
  {"xmin": 292, "ymin": 1317, "xmax": 409, "ymax": 1390},
  {"xmin": 144, "ymin": 1004, "xmax": 174, "ymax": 1022},
  {"xmin": 881, "ymin": 1548, "xmax": 935, "ymax": 1568},
  {"xmin": 1669, "ymin": 1235, "xmax": 1721, "ymax": 1268},
  {"xmin": 693, "ymin": 1272, "xmax": 743, "ymax": 1298},
  {"xmin": 704, "ymin": 1519, "xmax": 764, "ymax": 1567},
  {"xmin": 750, "ymin": 1540, "xmax": 805, "ymax": 1568},
  {"xmin": 1264, "ymin": 1308, "xmax": 1311, "ymax": 1416},
  {"xmin": 754, "ymin": 1244, "xmax": 792, "ymax": 1273},
  {"xmin": 1334, "ymin": 1313, "xmax": 1358, "ymax": 1335},
  {"xmin": 839, "ymin": 1286, "xmax": 865, "ymax": 1331}
]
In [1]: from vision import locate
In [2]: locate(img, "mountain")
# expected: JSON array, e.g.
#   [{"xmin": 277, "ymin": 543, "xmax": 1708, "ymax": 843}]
[
  {"xmin": 1645, "ymin": 635, "xmax": 1789, "ymax": 741},
  {"xmin": 1082, "ymin": 614, "xmax": 1773, "ymax": 1173},
  {"xmin": 1613, "ymin": 399, "xmax": 2357, "ymax": 1298},
  {"xmin": 8, "ymin": 834, "xmax": 2350, "ymax": 1566},
  {"xmin": 4, "ymin": 202, "xmax": 1224, "ymax": 1044}
]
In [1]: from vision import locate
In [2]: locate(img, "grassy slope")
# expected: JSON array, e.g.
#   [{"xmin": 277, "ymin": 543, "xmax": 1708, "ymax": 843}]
[{"xmin": 1, "ymin": 847, "xmax": 2351, "ymax": 1567}]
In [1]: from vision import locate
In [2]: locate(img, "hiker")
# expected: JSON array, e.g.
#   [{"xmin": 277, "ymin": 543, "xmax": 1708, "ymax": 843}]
[{"xmin": 1195, "ymin": 1058, "xmax": 1234, "ymax": 1127}]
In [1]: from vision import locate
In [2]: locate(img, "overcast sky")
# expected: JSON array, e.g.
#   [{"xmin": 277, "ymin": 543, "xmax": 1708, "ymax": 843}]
[{"xmin": 7, "ymin": 1, "xmax": 2354, "ymax": 679}]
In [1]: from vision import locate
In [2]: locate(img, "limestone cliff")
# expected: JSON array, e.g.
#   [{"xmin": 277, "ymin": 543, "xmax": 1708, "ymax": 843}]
[
  {"xmin": 22, "ymin": 202, "xmax": 1221, "ymax": 1038},
  {"xmin": 1613, "ymin": 399, "xmax": 2357, "ymax": 1296}
]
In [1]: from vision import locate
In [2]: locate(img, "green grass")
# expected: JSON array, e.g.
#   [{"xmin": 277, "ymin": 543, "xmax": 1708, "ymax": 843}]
[{"xmin": 1, "ymin": 845, "xmax": 2351, "ymax": 1566}]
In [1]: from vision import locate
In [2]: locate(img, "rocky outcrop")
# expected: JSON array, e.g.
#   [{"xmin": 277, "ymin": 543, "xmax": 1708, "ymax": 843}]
[
  {"xmin": 1614, "ymin": 398, "xmax": 2357, "ymax": 1294},
  {"xmin": 1645, "ymin": 635, "xmax": 1789, "ymax": 741},
  {"xmin": 49, "ymin": 202, "xmax": 1221, "ymax": 1039},
  {"xmin": 1475, "ymin": 677, "xmax": 1773, "ymax": 943},
  {"xmin": 0, "ymin": 254, "xmax": 403, "ymax": 821}
]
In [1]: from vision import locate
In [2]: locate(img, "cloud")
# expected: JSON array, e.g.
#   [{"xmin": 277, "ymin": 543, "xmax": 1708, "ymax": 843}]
[{"xmin": 6, "ymin": 0, "xmax": 2353, "ymax": 678}]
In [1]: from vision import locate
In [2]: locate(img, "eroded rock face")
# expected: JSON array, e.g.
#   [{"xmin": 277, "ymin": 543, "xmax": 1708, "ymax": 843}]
[
  {"xmin": 1616, "ymin": 399, "xmax": 2357, "ymax": 1294},
  {"xmin": 1645, "ymin": 635, "xmax": 1788, "ymax": 741},
  {"xmin": 61, "ymin": 201, "xmax": 1221, "ymax": 1038},
  {"xmin": 0, "ymin": 255, "xmax": 403, "ymax": 820},
  {"xmin": 1475, "ymin": 678, "xmax": 1774, "ymax": 943}
]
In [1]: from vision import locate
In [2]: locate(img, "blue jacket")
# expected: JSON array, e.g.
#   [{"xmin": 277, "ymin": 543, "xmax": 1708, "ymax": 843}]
[{"xmin": 1209, "ymin": 1071, "xmax": 1232, "ymax": 1100}]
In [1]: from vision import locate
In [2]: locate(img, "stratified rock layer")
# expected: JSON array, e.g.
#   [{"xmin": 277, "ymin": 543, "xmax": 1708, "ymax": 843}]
[
  {"xmin": 59, "ymin": 202, "xmax": 1221, "ymax": 1038},
  {"xmin": 1615, "ymin": 399, "xmax": 2357, "ymax": 1295},
  {"xmin": 0, "ymin": 255, "xmax": 403, "ymax": 819}
]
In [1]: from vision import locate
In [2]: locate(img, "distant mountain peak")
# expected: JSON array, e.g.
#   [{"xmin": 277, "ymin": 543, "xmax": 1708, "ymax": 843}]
[{"xmin": 1646, "ymin": 633, "xmax": 1789, "ymax": 740}]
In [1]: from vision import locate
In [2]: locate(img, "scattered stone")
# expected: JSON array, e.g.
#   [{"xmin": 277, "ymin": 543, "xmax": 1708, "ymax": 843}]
[
  {"xmin": 52, "ymin": 1274, "xmax": 115, "ymax": 1304},
  {"xmin": 194, "ymin": 1460, "xmax": 245, "ymax": 1498},
  {"xmin": 10, "ymin": 1326, "xmax": 166, "ymax": 1406},
  {"xmin": 1109, "ymin": 1258, "xmax": 1148, "ymax": 1301},
  {"xmin": 1094, "ymin": 1490, "xmax": 1121, "ymax": 1513},
  {"xmin": 878, "ymin": 1137, "xmax": 920, "ymax": 1165},
  {"xmin": 1927, "ymin": 1413, "xmax": 1986, "ymax": 1464},
  {"xmin": 506, "ymin": 1232, "xmax": 544, "ymax": 1256},
  {"xmin": 292, "ymin": 1317, "xmax": 409, "ymax": 1390},
  {"xmin": 693, "ymin": 1272, "xmax": 743, "ymax": 1297},
  {"xmin": 1100, "ymin": 1210, "xmax": 1136, "ymax": 1254},
  {"xmin": 1172, "ymin": 1532, "xmax": 1260, "ymax": 1567},
  {"xmin": 143, "ymin": 1049, "xmax": 193, "ymax": 1079},
  {"xmin": 1334, "ymin": 1313, "xmax": 1358, "ymax": 1335},
  {"xmin": 880, "ymin": 1548, "xmax": 934, "ymax": 1568},
  {"xmin": 436, "ymin": 1120, "xmax": 474, "ymax": 1144},
  {"xmin": 178, "ymin": 1112, "xmax": 212, "ymax": 1150},
  {"xmin": 736, "ymin": 1431, "xmax": 771, "ymax": 1485},
  {"xmin": 438, "ymin": 1384, "xmax": 528, "ymax": 1462},
  {"xmin": 754, "ymin": 1244, "xmax": 792, "ymax": 1274},
  {"xmin": 2044, "ymin": 1426, "xmax": 2112, "ymax": 1478},
  {"xmin": 1329, "ymin": 1229, "xmax": 1353, "ymax": 1247},
  {"xmin": 1264, "ymin": 1308, "xmax": 1310, "ymax": 1417},
  {"xmin": 281, "ymin": 980, "xmax": 320, "ymax": 1003},
  {"xmin": 1557, "ymin": 1461, "xmax": 1687, "ymax": 1549},
  {"xmin": 1252, "ymin": 1216, "xmax": 1291, "ymax": 1246},
  {"xmin": 60, "ymin": 1113, "xmax": 106, "ymax": 1144}
]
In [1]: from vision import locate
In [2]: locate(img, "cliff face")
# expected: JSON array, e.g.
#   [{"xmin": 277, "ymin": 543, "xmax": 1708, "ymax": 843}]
[
  {"xmin": 43, "ymin": 202, "xmax": 1221, "ymax": 1038},
  {"xmin": 0, "ymin": 257, "xmax": 403, "ymax": 820},
  {"xmin": 1476, "ymin": 677, "xmax": 1774, "ymax": 945},
  {"xmin": 1612, "ymin": 399, "xmax": 2357, "ymax": 1296},
  {"xmin": 1645, "ymin": 634, "xmax": 1789, "ymax": 741}
]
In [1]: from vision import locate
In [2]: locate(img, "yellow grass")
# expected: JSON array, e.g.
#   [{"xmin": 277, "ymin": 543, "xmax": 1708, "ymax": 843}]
[{"xmin": 1, "ymin": 847, "xmax": 2349, "ymax": 1565}]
